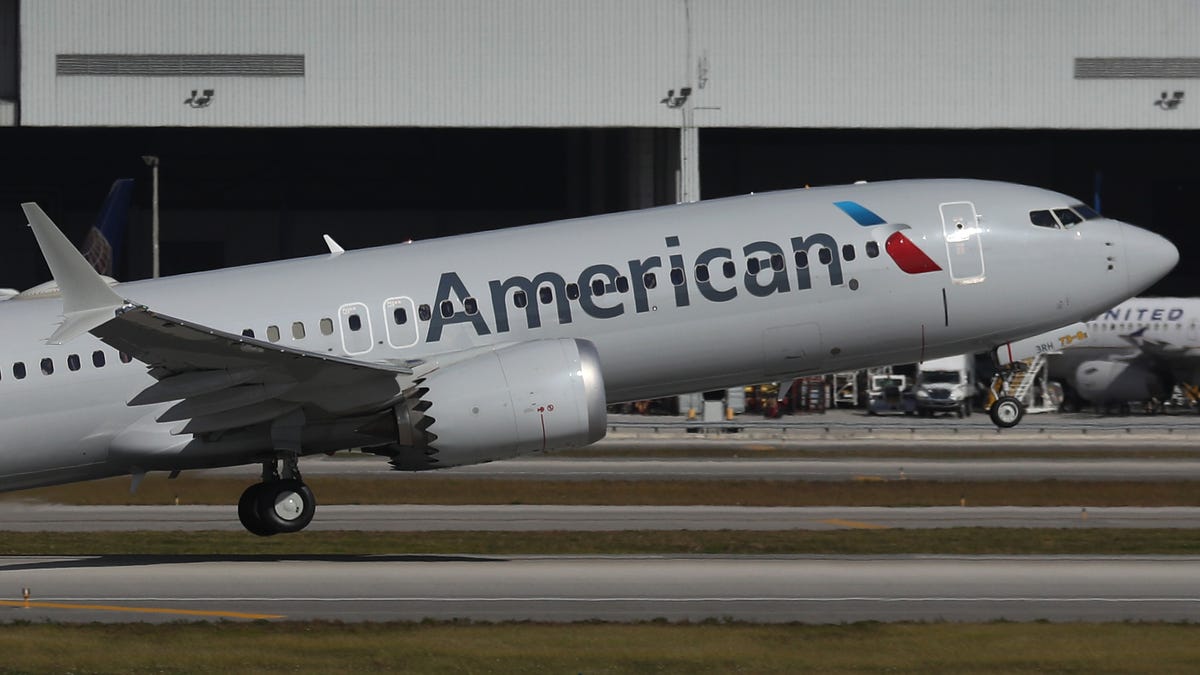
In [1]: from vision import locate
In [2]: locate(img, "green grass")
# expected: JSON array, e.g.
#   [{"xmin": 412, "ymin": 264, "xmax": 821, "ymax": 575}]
[
  {"xmin": 8, "ymin": 475, "xmax": 1200, "ymax": 506},
  {"xmin": 0, "ymin": 621, "xmax": 1198, "ymax": 673},
  {"xmin": 2, "ymin": 528, "xmax": 1200, "ymax": 556}
]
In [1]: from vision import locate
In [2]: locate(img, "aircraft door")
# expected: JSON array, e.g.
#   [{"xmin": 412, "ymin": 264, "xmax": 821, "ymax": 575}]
[
  {"xmin": 339, "ymin": 302, "xmax": 374, "ymax": 355},
  {"xmin": 939, "ymin": 201, "xmax": 985, "ymax": 284},
  {"xmin": 383, "ymin": 296, "xmax": 419, "ymax": 348}
]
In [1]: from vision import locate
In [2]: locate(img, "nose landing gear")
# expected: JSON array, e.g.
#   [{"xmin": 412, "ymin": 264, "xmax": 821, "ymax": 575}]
[{"xmin": 237, "ymin": 455, "xmax": 317, "ymax": 536}]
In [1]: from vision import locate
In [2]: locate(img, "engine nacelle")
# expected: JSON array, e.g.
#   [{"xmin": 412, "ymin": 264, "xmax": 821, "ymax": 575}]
[
  {"xmin": 385, "ymin": 338, "xmax": 606, "ymax": 470},
  {"xmin": 1073, "ymin": 360, "xmax": 1168, "ymax": 404}
]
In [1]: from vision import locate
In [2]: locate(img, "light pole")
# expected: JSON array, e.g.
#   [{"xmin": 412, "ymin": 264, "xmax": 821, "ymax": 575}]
[{"xmin": 141, "ymin": 155, "xmax": 160, "ymax": 278}]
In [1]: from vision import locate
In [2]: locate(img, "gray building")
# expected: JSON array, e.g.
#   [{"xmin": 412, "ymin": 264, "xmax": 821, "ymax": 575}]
[{"xmin": 0, "ymin": 1, "xmax": 1197, "ymax": 294}]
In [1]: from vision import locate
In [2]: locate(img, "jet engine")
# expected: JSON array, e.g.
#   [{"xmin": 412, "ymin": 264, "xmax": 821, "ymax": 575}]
[
  {"xmin": 378, "ymin": 338, "xmax": 606, "ymax": 470},
  {"xmin": 1073, "ymin": 360, "xmax": 1169, "ymax": 405}
]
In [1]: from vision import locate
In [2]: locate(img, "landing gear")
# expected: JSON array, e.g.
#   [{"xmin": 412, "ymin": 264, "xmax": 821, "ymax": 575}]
[
  {"xmin": 988, "ymin": 396, "xmax": 1025, "ymax": 429},
  {"xmin": 237, "ymin": 455, "xmax": 317, "ymax": 536}
]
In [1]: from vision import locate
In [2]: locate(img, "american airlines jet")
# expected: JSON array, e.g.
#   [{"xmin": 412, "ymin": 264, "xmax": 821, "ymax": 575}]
[{"xmin": 1, "ymin": 179, "xmax": 1177, "ymax": 535}]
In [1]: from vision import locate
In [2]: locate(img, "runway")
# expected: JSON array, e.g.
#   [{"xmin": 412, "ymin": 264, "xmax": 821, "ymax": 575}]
[
  {"xmin": 2, "ymin": 554, "xmax": 1197, "ymax": 623},
  {"xmin": 229, "ymin": 455, "xmax": 1200, "ymax": 481},
  {"xmin": 1, "ymin": 503, "xmax": 1196, "ymax": 531}
]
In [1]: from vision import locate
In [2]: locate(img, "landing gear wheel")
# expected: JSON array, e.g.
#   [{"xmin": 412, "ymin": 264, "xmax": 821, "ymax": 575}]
[
  {"xmin": 964, "ymin": 400, "xmax": 972, "ymax": 417},
  {"xmin": 238, "ymin": 484, "xmax": 276, "ymax": 537},
  {"xmin": 989, "ymin": 396, "xmax": 1025, "ymax": 429},
  {"xmin": 956, "ymin": 404, "xmax": 965, "ymax": 419},
  {"xmin": 256, "ymin": 479, "xmax": 316, "ymax": 534}
]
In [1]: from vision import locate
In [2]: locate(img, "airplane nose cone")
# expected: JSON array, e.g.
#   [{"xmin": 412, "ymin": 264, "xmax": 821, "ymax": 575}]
[{"xmin": 1121, "ymin": 223, "xmax": 1178, "ymax": 295}]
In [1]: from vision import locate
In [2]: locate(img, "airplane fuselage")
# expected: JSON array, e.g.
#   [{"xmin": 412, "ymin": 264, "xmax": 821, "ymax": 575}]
[{"xmin": 0, "ymin": 179, "xmax": 1176, "ymax": 491}]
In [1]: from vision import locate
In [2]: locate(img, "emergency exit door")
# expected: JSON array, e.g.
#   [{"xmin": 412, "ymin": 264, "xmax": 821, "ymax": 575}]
[{"xmin": 939, "ymin": 201, "xmax": 985, "ymax": 284}]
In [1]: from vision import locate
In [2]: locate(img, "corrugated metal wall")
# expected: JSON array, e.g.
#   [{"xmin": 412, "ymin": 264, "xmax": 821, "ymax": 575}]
[{"xmin": 18, "ymin": 0, "xmax": 1200, "ymax": 128}]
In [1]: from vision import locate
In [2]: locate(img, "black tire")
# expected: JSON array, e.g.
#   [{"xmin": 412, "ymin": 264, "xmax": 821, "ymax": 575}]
[
  {"xmin": 964, "ymin": 400, "xmax": 972, "ymax": 417},
  {"xmin": 956, "ymin": 404, "xmax": 965, "ymax": 419},
  {"xmin": 989, "ymin": 396, "xmax": 1025, "ymax": 429},
  {"xmin": 238, "ymin": 484, "xmax": 276, "ymax": 537},
  {"xmin": 256, "ymin": 479, "xmax": 317, "ymax": 534}
]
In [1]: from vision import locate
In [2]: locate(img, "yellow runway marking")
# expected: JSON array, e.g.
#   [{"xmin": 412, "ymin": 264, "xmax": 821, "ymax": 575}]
[
  {"xmin": 0, "ymin": 599, "xmax": 282, "ymax": 620},
  {"xmin": 821, "ymin": 518, "xmax": 890, "ymax": 530}
]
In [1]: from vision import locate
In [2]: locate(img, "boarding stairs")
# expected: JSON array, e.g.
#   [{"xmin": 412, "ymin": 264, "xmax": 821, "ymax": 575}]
[{"xmin": 986, "ymin": 352, "xmax": 1061, "ymax": 414}]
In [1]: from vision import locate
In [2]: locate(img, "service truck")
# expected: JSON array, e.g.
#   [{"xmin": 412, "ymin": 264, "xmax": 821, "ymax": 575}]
[{"xmin": 914, "ymin": 354, "xmax": 975, "ymax": 418}]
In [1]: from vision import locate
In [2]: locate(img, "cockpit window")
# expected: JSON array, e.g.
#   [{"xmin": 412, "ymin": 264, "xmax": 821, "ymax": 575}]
[
  {"xmin": 1054, "ymin": 208, "xmax": 1083, "ymax": 227},
  {"xmin": 1029, "ymin": 210, "xmax": 1058, "ymax": 228},
  {"xmin": 1072, "ymin": 204, "xmax": 1102, "ymax": 220}
]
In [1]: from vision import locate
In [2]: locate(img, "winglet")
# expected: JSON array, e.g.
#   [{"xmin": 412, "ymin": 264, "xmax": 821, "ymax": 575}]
[
  {"xmin": 22, "ymin": 202, "xmax": 128, "ymax": 344},
  {"xmin": 323, "ymin": 234, "xmax": 345, "ymax": 256}
]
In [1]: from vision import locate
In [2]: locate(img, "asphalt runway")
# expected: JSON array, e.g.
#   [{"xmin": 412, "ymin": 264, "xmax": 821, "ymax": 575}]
[
  {"xmin": 1, "ymin": 554, "xmax": 1197, "ymax": 623},
  {"xmin": 226, "ymin": 455, "xmax": 1200, "ymax": 481},
  {"xmin": 1, "ymin": 503, "xmax": 1197, "ymax": 531}
]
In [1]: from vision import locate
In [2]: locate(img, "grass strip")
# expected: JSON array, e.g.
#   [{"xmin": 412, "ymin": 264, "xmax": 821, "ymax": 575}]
[
  {"xmin": 9, "ymin": 476, "xmax": 1200, "ymax": 506},
  {"xmin": 560, "ymin": 445, "xmax": 1200, "ymax": 459},
  {"xmin": 0, "ymin": 621, "xmax": 1198, "ymax": 673},
  {"xmin": 2, "ymin": 528, "xmax": 1200, "ymax": 556}
]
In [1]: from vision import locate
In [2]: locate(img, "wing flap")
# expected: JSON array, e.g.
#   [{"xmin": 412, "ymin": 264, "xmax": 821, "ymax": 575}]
[{"xmin": 157, "ymin": 383, "xmax": 297, "ymax": 423}]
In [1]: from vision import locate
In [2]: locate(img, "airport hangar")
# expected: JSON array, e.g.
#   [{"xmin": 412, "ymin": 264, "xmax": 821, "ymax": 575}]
[{"xmin": 0, "ymin": 0, "xmax": 1197, "ymax": 297}]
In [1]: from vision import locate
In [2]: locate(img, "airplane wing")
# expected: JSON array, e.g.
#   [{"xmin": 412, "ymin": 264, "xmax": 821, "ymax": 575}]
[
  {"xmin": 93, "ymin": 305, "xmax": 417, "ymax": 434},
  {"xmin": 23, "ymin": 202, "xmax": 420, "ymax": 438}
]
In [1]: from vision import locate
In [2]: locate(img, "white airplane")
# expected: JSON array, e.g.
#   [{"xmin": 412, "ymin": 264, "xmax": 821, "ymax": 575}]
[
  {"xmin": 0, "ymin": 179, "xmax": 1177, "ymax": 535},
  {"xmin": 1053, "ymin": 297, "xmax": 1200, "ymax": 410}
]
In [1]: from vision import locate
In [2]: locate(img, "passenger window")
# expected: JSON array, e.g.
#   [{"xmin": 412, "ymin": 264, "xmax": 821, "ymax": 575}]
[
  {"xmin": 40, "ymin": 358, "xmax": 53, "ymax": 375},
  {"xmin": 393, "ymin": 307, "xmax": 408, "ymax": 325},
  {"xmin": 418, "ymin": 304, "xmax": 432, "ymax": 321},
  {"xmin": 695, "ymin": 264, "xmax": 710, "ymax": 283},
  {"xmin": 267, "ymin": 325, "xmax": 281, "ymax": 341},
  {"xmin": 643, "ymin": 272, "xmax": 657, "ymax": 289},
  {"xmin": 92, "ymin": 351, "xmax": 106, "ymax": 368},
  {"xmin": 1029, "ymin": 210, "xmax": 1058, "ymax": 228},
  {"xmin": 1054, "ymin": 208, "xmax": 1083, "ymax": 227},
  {"xmin": 241, "ymin": 329, "xmax": 255, "ymax": 338},
  {"xmin": 67, "ymin": 354, "xmax": 81, "ymax": 371},
  {"xmin": 13, "ymin": 362, "xmax": 25, "ymax": 379},
  {"xmin": 722, "ymin": 261, "xmax": 736, "ymax": 279},
  {"xmin": 866, "ymin": 241, "xmax": 880, "ymax": 258},
  {"xmin": 464, "ymin": 297, "xmax": 478, "ymax": 315},
  {"xmin": 795, "ymin": 251, "xmax": 809, "ymax": 268},
  {"xmin": 616, "ymin": 276, "xmax": 630, "ymax": 293},
  {"xmin": 120, "ymin": 352, "xmax": 133, "ymax": 363},
  {"xmin": 514, "ymin": 290, "xmax": 528, "ymax": 308},
  {"xmin": 566, "ymin": 283, "xmax": 580, "ymax": 300},
  {"xmin": 747, "ymin": 258, "xmax": 761, "ymax": 275},
  {"xmin": 346, "ymin": 315, "xmax": 361, "ymax": 332},
  {"xmin": 292, "ymin": 321, "xmax": 305, "ymax": 339},
  {"xmin": 439, "ymin": 300, "xmax": 454, "ymax": 318},
  {"xmin": 818, "ymin": 248, "xmax": 832, "ymax": 265},
  {"xmin": 539, "ymin": 286, "xmax": 553, "ymax": 304},
  {"xmin": 320, "ymin": 318, "xmax": 334, "ymax": 335},
  {"xmin": 770, "ymin": 253, "xmax": 785, "ymax": 272},
  {"xmin": 591, "ymin": 279, "xmax": 606, "ymax": 296},
  {"xmin": 670, "ymin": 268, "xmax": 685, "ymax": 286},
  {"xmin": 842, "ymin": 244, "xmax": 856, "ymax": 261}
]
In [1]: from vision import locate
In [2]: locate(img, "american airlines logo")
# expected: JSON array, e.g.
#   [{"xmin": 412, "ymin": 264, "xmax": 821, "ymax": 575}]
[{"xmin": 425, "ymin": 202, "xmax": 943, "ymax": 343}]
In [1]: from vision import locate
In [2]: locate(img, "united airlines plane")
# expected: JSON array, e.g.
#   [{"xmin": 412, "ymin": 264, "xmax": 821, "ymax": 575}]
[{"xmin": 0, "ymin": 179, "xmax": 1177, "ymax": 534}]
